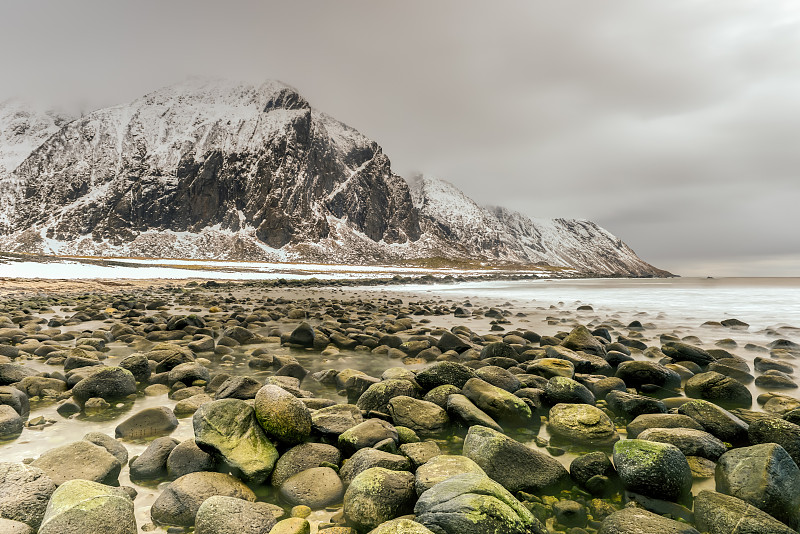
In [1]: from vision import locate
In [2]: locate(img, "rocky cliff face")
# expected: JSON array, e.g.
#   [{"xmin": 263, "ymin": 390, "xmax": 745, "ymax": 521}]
[{"xmin": 0, "ymin": 79, "xmax": 668, "ymax": 276}]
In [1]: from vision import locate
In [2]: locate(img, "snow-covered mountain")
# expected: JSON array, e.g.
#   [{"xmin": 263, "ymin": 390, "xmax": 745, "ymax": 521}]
[{"xmin": 0, "ymin": 79, "xmax": 668, "ymax": 276}]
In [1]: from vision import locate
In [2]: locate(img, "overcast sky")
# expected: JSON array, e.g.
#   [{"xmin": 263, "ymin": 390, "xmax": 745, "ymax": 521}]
[{"xmin": 1, "ymin": 1, "xmax": 798, "ymax": 276}]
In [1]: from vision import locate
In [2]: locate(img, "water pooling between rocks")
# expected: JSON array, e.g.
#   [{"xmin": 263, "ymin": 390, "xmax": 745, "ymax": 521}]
[{"xmin": 0, "ymin": 278, "xmax": 798, "ymax": 534}]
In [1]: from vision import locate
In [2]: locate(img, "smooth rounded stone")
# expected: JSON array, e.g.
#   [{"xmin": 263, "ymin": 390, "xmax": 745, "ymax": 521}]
[
  {"xmin": 445, "ymin": 393, "xmax": 502, "ymax": 432},
  {"xmin": 414, "ymin": 472, "xmax": 546, "ymax": 534},
  {"xmin": 585, "ymin": 377, "xmax": 626, "ymax": 401},
  {"xmin": 194, "ymin": 399, "xmax": 279, "ymax": 485},
  {"xmin": 528, "ymin": 357, "xmax": 575, "ymax": 379},
  {"xmin": 414, "ymin": 362, "xmax": 477, "ymax": 391},
  {"xmin": 545, "ymin": 345, "xmax": 613, "ymax": 375},
  {"xmin": 83, "ymin": 432, "xmax": 129, "ymax": 465},
  {"xmin": 748, "ymin": 417, "xmax": 800, "ymax": 465},
  {"xmin": 597, "ymin": 507, "xmax": 700, "ymax": 534},
  {"xmin": 16, "ymin": 376, "xmax": 67, "ymax": 397},
  {"xmin": 356, "ymin": 379, "xmax": 419, "ymax": 414},
  {"xmin": 31, "ymin": 440, "xmax": 121, "ymax": 486},
  {"xmin": 144, "ymin": 383, "xmax": 170, "ymax": 396},
  {"xmin": 685, "ymin": 371, "xmax": 752, "ymax": 408},
  {"xmin": 0, "ymin": 363, "xmax": 37, "ymax": 385},
  {"xmin": 755, "ymin": 371, "xmax": 798, "ymax": 389},
  {"xmin": 271, "ymin": 443, "xmax": 342, "ymax": 488},
  {"xmin": 168, "ymin": 362, "xmax": 210, "ymax": 386},
  {"xmin": 195, "ymin": 496, "xmax": 279, "ymax": 534},
  {"xmin": 626, "ymin": 413, "xmax": 704, "ymax": 438},
  {"xmin": 119, "ymin": 353, "xmax": 151, "ymax": 382},
  {"xmin": 414, "ymin": 454, "xmax": 485, "ymax": 495},
  {"xmin": 174, "ymin": 393, "xmax": 214, "ymax": 417},
  {"xmin": 38, "ymin": 479, "xmax": 136, "ymax": 534},
  {"xmin": 279, "ymin": 467, "xmax": 344, "ymax": 509},
  {"xmin": 0, "ymin": 518, "xmax": 33, "ymax": 534},
  {"xmin": 544, "ymin": 376, "xmax": 595, "ymax": 405},
  {"xmin": 338, "ymin": 419, "xmax": 398, "ymax": 457},
  {"xmin": 637, "ymin": 427, "xmax": 726, "ymax": 460},
  {"xmin": 686, "ymin": 455, "xmax": 717, "ymax": 478},
  {"xmin": 677, "ymin": 399, "xmax": 749, "ymax": 446},
  {"xmin": 694, "ymin": 489, "xmax": 796, "ymax": 534},
  {"xmin": 382, "ymin": 367, "xmax": 417, "ymax": 382},
  {"xmin": 763, "ymin": 394, "xmax": 800, "ymax": 415},
  {"xmin": 548, "ymin": 403, "xmax": 619, "ymax": 447},
  {"xmin": 71, "ymin": 367, "xmax": 137, "ymax": 406},
  {"xmin": 561, "ymin": 325, "xmax": 606, "ymax": 356},
  {"xmin": 662, "ymin": 341, "xmax": 715, "ymax": 367},
  {"xmin": 254, "ymin": 384, "xmax": 312, "ymax": 445},
  {"xmin": 0, "ymin": 462, "xmax": 56, "ymax": 529},
  {"xmin": 423, "ymin": 384, "xmax": 461, "ymax": 408},
  {"xmin": 367, "ymin": 518, "xmax": 435, "ymax": 534},
  {"xmin": 0, "ymin": 385, "xmax": 30, "ymax": 417},
  {"xmin": 715, "ymin": 443, "xmax": 800, "ymax": 529},
  {"xmin": 755, "ymin": 357, "xmax": 795, "ymax": 374},
  {"xmin": 475, "ymin": 366, "xmax": 520, "ymax": 392},
  {"xmin": 709, "ymin": 359, "xmax": 754, "ymax": 384},
  {"xmin": 613, "ymin": 439, "xmax": 692, "ymax": 501},
  {"xmin": 312, "ymin": 404, "xmax": 363, "ymax": 436},
  {"xmin": 269, "ymin": 517, "xmax": 310, "ymax": 534},
  {"xmin": 463, "ymin": 425, "xmax": 569, "ymax": 493},
  {"xmin": 115, "ymin": 406, "xmax": 178, "ymax": 439},
  {"xmin": 130, "ymin": 436, "xmax": 179, "ymax": 480},
  {"xmin": 0, "ymin": 404, "xmax": 23, "ymax": 439},
  {"xmin": 479, "ymin": 341, "xmax": 518, "ymax": 361},
  {"xmin": 462, "ymin": 377, "xmax": 532, "ymax": 423},
  {"xmin": 437, "ymin": 331, "xmax": 471, "ymax": 353},
  {"xmin": 340, "ymin": 448, "xmax": 411, "ymax": 484},
  {"xmin": 343, "ymin": 467, "xmax": 416, "ymax": 532},
  {"xmin": 605, "ymin": 390, "xmax": 667, "ymax": 420},
  {"xmin": 167, "ymin": 439, "xmax": 216, "ymax": 479},
  {"xmin": 553, "ymin": 499, "xmax": 587, "ymax": 528},
  {"xmin": 570, "ymin": 452, "xmax": 615, "ymax": 487},
  {"xmin": 387, "ymin": 396, "xmax": 449, "ymax": 436},
  {"xmin": 288, "ymin": 322, "xmax": 315, "ymax": 347},
  {"xmin": 399, "ymin": 441, "xmax": 441, "ymax": 469},
  {"xmin": 151, "ymin": 471, "xmax": 256, "ymax": 527},
  {"xmin": 615, "ymin": 360, "xmax": 682, "ymax": 390}
]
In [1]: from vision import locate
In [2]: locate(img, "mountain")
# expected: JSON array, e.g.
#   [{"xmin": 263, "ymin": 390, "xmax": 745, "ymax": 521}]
[
  {"xmin": 410, "ymin": 176, "xmax": 667, "ymax": 276},
  {"xmin": 0, "ymin": 79, "xmax": 668, "ymax": 276}
]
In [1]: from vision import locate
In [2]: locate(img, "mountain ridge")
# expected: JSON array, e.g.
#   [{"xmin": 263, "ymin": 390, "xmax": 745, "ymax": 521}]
[{"xmin": 0, "ymin": 79, "xmax": 670, "ymax": 277}]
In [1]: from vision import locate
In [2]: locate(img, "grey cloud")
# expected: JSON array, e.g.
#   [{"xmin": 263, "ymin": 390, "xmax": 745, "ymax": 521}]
[{"xmin": 0, "ymin": 0, "xmax": 797, "ymax": 275}]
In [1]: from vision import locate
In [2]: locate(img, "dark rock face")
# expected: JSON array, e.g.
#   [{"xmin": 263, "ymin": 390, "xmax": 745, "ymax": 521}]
[{"xmin": 0, "ymin": 81, "xmax": 667, "ymax": 276}]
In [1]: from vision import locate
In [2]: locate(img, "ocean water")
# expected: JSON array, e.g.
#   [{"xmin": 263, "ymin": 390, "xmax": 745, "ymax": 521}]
[{"xmin": 386, "ymin": 277, "xmax": 800, "ymax": 332}]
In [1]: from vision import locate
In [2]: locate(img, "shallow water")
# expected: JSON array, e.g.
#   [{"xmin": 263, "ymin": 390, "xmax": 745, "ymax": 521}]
[{"xmin": 1, "ymin": 277, "xmax": 799, "ymax": 532}]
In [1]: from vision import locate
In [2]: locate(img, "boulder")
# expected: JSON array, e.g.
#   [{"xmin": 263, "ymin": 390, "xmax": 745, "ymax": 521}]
[
  {"xmin": 195, "ymin": 496, "xmax": 279, "ymax": 534},
  {"xmin": 129, "ymin": 436, "xmax": 179, "ymax": 480},
  {"xmin": 605, "ymin": 390, "xmax": 667, "ymax": 420},
  {"xmin": 338, "ymin": 419, "xmax": 398, "ymax": 457},
  {"xmin": 0, "ymin": 462, "xmax": 56, "ymax": 529},
  {"xmin": 271, "ymin": 442, "xmax": 342, "ymax": 488},
  {"xmin": 414, "ymin": 362, "xmax": 477, "ymax": 391},
  {"xmin": 31, "ymin": 441, "xmax": 121, "ymax": 486},
  {"xmin": 150, "ymin": 471, "xmax": 256, "ymax": 527},
  {"xmin": 748, "ymin": 417, "xmax": 800, "ymax": 466},
  {"xmin": 414, "ymin": 454, "xmax": 486, "ymax": 495},
  {"xmin": 82, "ymin": 432, "xmax": 129, "ymax": 465},
  {"xmin": 715, "ymin": 443, "xmax": 800, "ymax": 529},
  {"xmin": 626, "ymin": 413, "xmax": 704, "ymax": 438},
  {"xmin": 462, "ymin": 378, "xmax": 532, "ymax": 424},
  {"xmin": 678, "ymin": 399, "xmax": 749, "ymax": 446},
  {"xmin": 597, "ymin": 507, "xmax": 700, "ymax": 534},
  {"xmin": 462, "ymin": 425, "xmax": 569, "ymax": 493},
  {"xmin": 445, "ymin": 393, "xmax": 502, "ymax": 431},
  {"xmin": 695, "ymin": 489, "xmax": 796, "ymax": 534},
  {"xmin": 543, "ymin": 376, "xmax": 595, "ymax": 405},
  {"xmin": 548, "ymin": 403, "xmax": 619, "ymax": 447},
  {"xmin": 0, "ymin": 404, "xmax": 23, "ymax": 439},
  {"xmin": 71, "ymin": 367, "xmax": 136, "ymax": 406},
  {"xmin": 254, "ymin": 385, "xmax": 312, "ymax": 445},
  {"xmin": 387, "ymin": 396, "xmax": 449, "ymax": 436},
  {"xmin": 561, "ymin": 325, "xmax": 606, "ymax": 356},
  {"xmin": 279, "ymin": 467, "xmax": 344, "ymax": 509},
  {"xmin": 685, "ymin": 371, "xmax": 752, "ymax": 408},
  {"xmin": 367, "ymin": 518, "xmax": 435, "ymax": 534},
  {"xmin": 615, "ymin": 360, "xmax": 682, "ymax": 390},
  {"xmin": 38, "ymin": 480, "xmax": 136, "ymax": 534},
  {"xmin": 343, "ymin": 467, "xmax": 416, "ymax": 532},
  {"xmin": 612, "ymin": 439, "xmax": 692, "ymax": 501},
  {"xmin": 167, "ymin": 439, "xmax": 216, "ymax": 479},
  {"xmin": 193, "ymin": 399, "xmax": 279, "ymax": 484},
  {"xmin": 415, "ymin": 472, "xmax": 546, "ymax": 534},
  {"xmin": 637, "ymin": 427, "xmax": 726, "ymax": 460},
  {"xmin": 340, "ymin": 448, "xmax": 411, "ymax": 485},
  {"xmin": 356, "ymin": 379, "xmax": 419, "ymax": 414},
  {"xmin": 312, "ymin": 404, "xmax": 363, "ymax": 436},
  {"xmin": 115, "ymin": 406, "xmax": 178, "ymax": 440}
]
